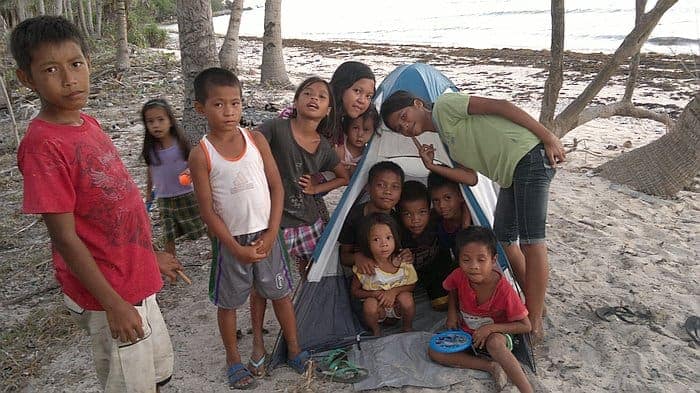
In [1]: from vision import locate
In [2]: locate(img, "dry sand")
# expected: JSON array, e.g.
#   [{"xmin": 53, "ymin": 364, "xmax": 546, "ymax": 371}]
[{"xmin": 3, "ymin": 36, "xmax": 698, "ymax": 392}]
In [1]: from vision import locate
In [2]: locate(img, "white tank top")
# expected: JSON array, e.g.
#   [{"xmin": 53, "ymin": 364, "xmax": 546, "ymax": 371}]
[{"xmin": 199, "ymin": 129, "xmax": 271, "ymax": 236}]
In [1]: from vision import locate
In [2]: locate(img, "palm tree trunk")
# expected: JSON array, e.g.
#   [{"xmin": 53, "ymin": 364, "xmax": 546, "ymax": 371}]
[
  {"xmin": 176, "ymin": 0, "xmax": 219, "ymax": 144},
  {"xmin": 115, "ymin": 0, "xmax": 129, "ymax": 73},
  {"xmin": 219, "ymin": 0, "xmax": 244, "ymax": 72},
  {"xmin": 596, "ymin": 94, "xmax": 700, "ymax": 197},
  {"xmin": 260, "ymin": 0, "xmax": 289, "ymax": 86},
  {"xmin": 85, "ymin": 0, "xmax": 94, "ymax": 34}
]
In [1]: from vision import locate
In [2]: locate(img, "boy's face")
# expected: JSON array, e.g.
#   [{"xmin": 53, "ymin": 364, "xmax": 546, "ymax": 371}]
[
  {"xmin": 16, "ymin": 40, "xmax": 90, "ymax": 119},
  {"xmin": 458, "ymin": 242, "xmax": 497, "ymax": 284},
  {"xmin": 367, "ymin": 170, "xmax": 402, "ymax": 212},
  {"xmin": 431, "ymin": 185, "xmax": 463, "ymax": 221},
  {"xmin": 399, "ymin": 199, "xmax": 430, "ymax": 236},
  {"xmin": 346, "ymin": 116, "xmax": 374, "ymax": 149},
  {"xmin": 195, "ymin": 85, "xmax": 242, "ymax": 132}
]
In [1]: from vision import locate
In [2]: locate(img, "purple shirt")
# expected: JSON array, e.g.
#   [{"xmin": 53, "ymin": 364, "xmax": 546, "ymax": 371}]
[{"xmin": 149, "ymin": 145, "xmax": 193, "ymax": 198}]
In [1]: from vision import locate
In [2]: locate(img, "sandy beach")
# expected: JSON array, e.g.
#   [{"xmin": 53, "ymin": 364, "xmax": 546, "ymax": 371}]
[{"xmin": 1, "ymin": 35, "xmax": 698, "ymax": 393}]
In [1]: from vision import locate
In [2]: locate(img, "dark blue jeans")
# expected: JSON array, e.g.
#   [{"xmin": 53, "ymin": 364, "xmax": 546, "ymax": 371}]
[{"xmin": 494, "ymin": 144, "xmax": 556, "ymax": 245}]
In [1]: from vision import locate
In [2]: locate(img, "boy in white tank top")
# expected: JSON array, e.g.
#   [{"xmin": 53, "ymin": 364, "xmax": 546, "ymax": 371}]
[{"xmin": 188, "ymin": 68, "xmax": 309, "ymax": 389}]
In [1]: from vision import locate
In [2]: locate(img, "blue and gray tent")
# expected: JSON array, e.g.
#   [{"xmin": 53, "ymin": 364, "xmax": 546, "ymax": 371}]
[{"xmin": 272, "ymin": 63, "xmax": 535, "ymax": 385}]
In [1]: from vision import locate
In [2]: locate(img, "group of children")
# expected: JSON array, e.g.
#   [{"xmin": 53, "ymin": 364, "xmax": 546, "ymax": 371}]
[{"xmin": 11, "ymin": 14, "xmax": 564, "ymax": 393}]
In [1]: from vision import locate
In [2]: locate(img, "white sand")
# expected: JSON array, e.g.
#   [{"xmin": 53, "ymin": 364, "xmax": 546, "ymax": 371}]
[{"xmin": 22, "ymin": 38, "xmax": 699, "ymax": 392}]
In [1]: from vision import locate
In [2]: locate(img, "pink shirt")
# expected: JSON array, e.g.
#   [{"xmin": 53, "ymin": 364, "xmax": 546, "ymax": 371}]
[
  {"xmin": 443, "ymin": 268, "xmax": 528, "ymax": 334},
  {"xmin": 18, "ymin": 113, "xmax": 162, "ymax": 310}
]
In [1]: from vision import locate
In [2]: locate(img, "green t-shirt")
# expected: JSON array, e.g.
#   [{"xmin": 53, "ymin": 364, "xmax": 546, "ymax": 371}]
[{"xmin": 432, "ymin": 92, "xmax": 540, "ymax": 188}]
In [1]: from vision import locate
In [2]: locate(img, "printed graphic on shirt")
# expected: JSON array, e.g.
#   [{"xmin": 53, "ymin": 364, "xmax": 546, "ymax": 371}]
[{"xmin": 460, "ymin": 311, "xmax": 495, "ymax": 331}]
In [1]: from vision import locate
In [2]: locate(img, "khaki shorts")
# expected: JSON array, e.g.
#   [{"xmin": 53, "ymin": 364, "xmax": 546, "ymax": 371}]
[{"xmin": 65, "ymin": 294, "xmax": 174, "ymax": 393}]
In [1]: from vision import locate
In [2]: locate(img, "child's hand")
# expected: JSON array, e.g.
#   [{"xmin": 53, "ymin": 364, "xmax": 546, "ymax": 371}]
[
  {"xmin": 392, "ymin": 248, "xmax": 414, "ymax": 266},
  {"xmin": 412, "ymin": 137, "xmax": 436, "ymax": 169},
  {"xmin": 472, "ymin": 324, "xmax": 495, "ymax": 349},
  {"xmin": 354, "ymin": 253, "xmax": 376, "ymax": 275},
  {"xmin": 234, "ymin": 244, "xmax": 267, "ymax": 264},
  {"xmin": 155, "ymin": 251, "xmax": 184, "ymax": 283},
  {"xmin": 106, "ymin": 299, "xmax": 144, "ymax": 343},
  {"xmin": 251, "ymin": 230, "xmax": 275, "ymax": 257},
  {"xmin": 298, "ymin": 174, "xmax": 317, "ymax": 194},
  {"xmin": 377, "ymin": 290, "xmax": 398, "ymax": 308},
  {"xmin": 543, "ymin": 135, "xmax": 566, "ymax": 167}
]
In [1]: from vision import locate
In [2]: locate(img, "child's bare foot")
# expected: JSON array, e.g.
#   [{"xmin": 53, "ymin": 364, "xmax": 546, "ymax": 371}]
[{"xmin": 490, "ymin": 362, "xmax": 508, "ymax": 391}]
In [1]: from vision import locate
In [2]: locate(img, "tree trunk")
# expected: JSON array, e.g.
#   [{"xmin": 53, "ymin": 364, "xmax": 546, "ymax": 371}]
[
  {"xmin": 622, "ymin": 0, "xmax": 646, "ymax": 103},
  {"xmin": 539, "ymin": 0, "xmax": 564, "ymax": 127},
  {"xmin": 549, "ymin": 0, "xmax": 678, "ymax": 137},
  {"xmin": 115, "ymin": 0, "xmax": 129, "ymax": 73},
  {"xmin": 16, "ymin": 0, "xmax": 28, "ymax": 21},
  {"xmin": 176, "ymin": 0, "xmax": 219, "ymax": 144},
  {"xmin": 260, "ymin": 0, "xmax": 289, "ymax": 86},
  {"xmin": 53, "ymin": 0, "xmax": 62, "ymax": 16},
  {"xmin": 64, "ymin": 0, "xmax": 73, "ymax": 22},
  {"xmin": 219, "ymin": 0, "xmax": 244, "ymax": 72},
  {"xmin": 38, "ymin": 0, "xmax": 46, "ymax": 15},
  {"xmin": 77, "ymin": 0, "xmax": 89, "ymax": 36},
  {"xmin": 95, "ymin": 0, "xmax": 102, "ymax": 37},
  {"xmin": 596, "ymin": 94, "xmax": 700, "ymax": 197},
  {"xmin": 85, "ymin": 0, "xmax": 94, "ymax": 34}
]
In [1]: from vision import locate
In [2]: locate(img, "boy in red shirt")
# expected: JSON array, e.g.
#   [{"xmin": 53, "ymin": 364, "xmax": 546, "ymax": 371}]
[
  {"xmin": 430, "ymin": 226, "xmax": 532, "ymax": 393},
  {"xmin": 11, "ymin": 16, "xmax": 183, "ymax": 392}
]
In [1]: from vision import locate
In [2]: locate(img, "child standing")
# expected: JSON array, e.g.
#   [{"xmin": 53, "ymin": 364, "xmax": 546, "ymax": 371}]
[
  {"xmin": 336, "ymin": 105, "xmax": 380, "ymax": 177},
  {"xmin": 397, "ymin": 181, "xmax": 456, "ymax": 311},
  {"xmin": 141, "ymin": 98, "xmax": 206, "ymax": 256},
  {"xmin": 188, "ymin": 68, "xmax": 308, "ymax": 389},
  {"xmin": 381, "ymin": 90, "xmax": 566, "ymax": 342},
  {"xmin": 257, "ymin": 76, "xmax": 350, "ymax": 274},
  {"xmin": 12, "ymin": 16, "xmax": 183, "ymax": 392},
  {"xmin": 350, "ymin": 213, "xmax": 417, "ymax": 336},
  {"xmin": 430, "ymin": 226, "xmax": 532, "ymax": 393}
]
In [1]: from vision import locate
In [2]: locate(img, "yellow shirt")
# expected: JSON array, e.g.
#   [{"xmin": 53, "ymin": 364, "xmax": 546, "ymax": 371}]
[{"xmin": 353, "ymin": 262, "xmax": 418, "ymax": 291}]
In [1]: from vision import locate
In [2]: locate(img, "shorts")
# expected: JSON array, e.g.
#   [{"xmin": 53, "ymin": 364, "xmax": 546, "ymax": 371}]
[
  {"xmin": 472, "ymin": 333, "xmax": 514, "ymax": 356},
  {"xmin": 65, "ymin": 294, "xmax": 174, "ymax": 393},
  {"xmin": 209, "ymin": 230, "xmax": 293, "ymax": 309},
  {"xmin": 494, "ymin": 144, "xmax": 556, "ymax": 245},
  {"xmin": 158, "ymin": 191, "xmax": 207, "ymax": 243},
  {"xmin": 282, "ymin": 218, "xmax": 324, "ymax": 261}
]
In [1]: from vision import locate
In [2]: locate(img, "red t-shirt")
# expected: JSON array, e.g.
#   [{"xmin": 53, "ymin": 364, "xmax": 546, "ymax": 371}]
[
  {"xmin": 18, "ymin": 113, "xmax": 163, "ymax": 310},
  {"xmin": 443, "ymin": 268, "xmax": 528, "ymax": 334}
]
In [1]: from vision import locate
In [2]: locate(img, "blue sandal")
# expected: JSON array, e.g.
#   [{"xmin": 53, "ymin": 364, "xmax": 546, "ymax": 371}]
[
  {"xmin": 287, "ymin": 350, "xmax": 310, "ymax": 374},
  {"xmin": 227, "ymin": 363, "xmax": 257, "ymax": 390}
]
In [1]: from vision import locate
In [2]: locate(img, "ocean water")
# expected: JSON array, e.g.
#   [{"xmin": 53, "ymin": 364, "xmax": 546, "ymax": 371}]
[{"xmin": 211, "ymin": 0, "xmax": 699, "ymax": 55}]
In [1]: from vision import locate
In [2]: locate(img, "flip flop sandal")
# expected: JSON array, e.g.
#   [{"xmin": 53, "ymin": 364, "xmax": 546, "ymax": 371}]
[
  {"xmin": 246, "ymin": 327, "xmax": 270, "ymax": 335},
  {"xmin": 247, "ymin": 352, "xmax": 269, "ymax": 377},
  {"xmin": 287, "ymin": 350, "xmax": 311, "ymax": 374},
  {"xmin": 227, "ymin": 363, "xmax": 257, "ymax": 390},
  {"xmin": 595, "ymin": 306, "xmax": 639, "ymax": 324},
  {"xmin": 314, "ymin": 348, "xmax": 368, "ymax": 384},
  {"xmin": 684, "ymin": 316, "xmax": 700, "ymax": 344}
]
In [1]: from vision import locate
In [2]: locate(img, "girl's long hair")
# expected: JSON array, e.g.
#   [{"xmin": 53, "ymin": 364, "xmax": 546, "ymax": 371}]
[
  {"xmin": 329, "ymin": 61, "xmax": 375, "ymax": 142},
  {"xmin": 140, "ymin": 98, "xmax": 191, "ymax": 166},
  {"xmin": 290, "ymin": 76, "xmax": 336, "ymax": 140}
]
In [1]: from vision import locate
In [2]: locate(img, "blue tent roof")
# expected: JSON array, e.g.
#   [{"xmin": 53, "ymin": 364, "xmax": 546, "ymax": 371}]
[{"xmin": 374, "ymin": 63, "xmax": 458, "ymax": 104}]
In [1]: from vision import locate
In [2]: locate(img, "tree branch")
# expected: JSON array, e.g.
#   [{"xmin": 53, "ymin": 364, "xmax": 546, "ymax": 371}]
[{"xmin": 575, "ymin": 101, "xmax": 673, "ymax": 129}]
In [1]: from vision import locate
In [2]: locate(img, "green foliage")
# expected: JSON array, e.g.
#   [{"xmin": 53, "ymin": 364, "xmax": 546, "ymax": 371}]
[
  {"xmin": 144, "ymin": 23, "xmax": 168, "ymax": 48},
  {"xmin": 211, "ymin": 0, "xmax": 227, "ymax": 13}
]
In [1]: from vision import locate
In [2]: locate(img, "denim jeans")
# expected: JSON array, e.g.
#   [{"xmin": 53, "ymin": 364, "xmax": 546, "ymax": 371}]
[{"xmin": 494, "ymin": 144, "xmax": 556, "ymax": 244}]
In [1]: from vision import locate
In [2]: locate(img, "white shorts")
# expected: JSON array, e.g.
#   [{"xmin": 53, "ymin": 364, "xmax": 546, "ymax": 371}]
[{"xmin": 65, "ymin": 293, "xmax": 174, "ymax": 393}]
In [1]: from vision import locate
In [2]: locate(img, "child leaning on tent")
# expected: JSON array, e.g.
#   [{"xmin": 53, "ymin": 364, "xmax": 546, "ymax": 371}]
[
  {"xmin": 187, "ymin": 67, "xmax": 309, "ymax": 389},
  {"xmin": 11, "ymin": 16, "xmax": 185, "ymax": 392},
  {"xmin": 381, "ymin": 90, "xmax": 566, "ymax": 343},
  {"xmin": 430, "ymin": 226, "xmax": 533, "ymax": 393}
]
